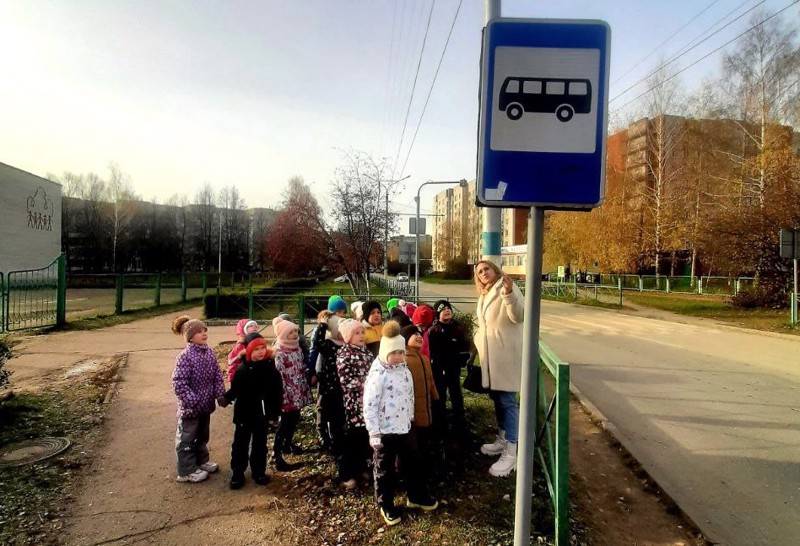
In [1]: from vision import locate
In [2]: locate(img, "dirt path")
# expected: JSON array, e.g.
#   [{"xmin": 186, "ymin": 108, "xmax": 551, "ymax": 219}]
[{"xmin": 7, "ymin": 308, "xmax": 707, "ymax": 545}]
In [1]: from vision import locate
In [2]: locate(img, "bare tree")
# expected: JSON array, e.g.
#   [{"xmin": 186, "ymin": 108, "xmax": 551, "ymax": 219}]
[
  {"xmin": 329, "ymin": 151, "xmax": 399, "ymax": 294},
  {"xmin": 640, "ymin": 60, "xmax": 686, "ymax": 278},
  {"xmin": 192, "ymin": 183, "xmax": 218, "ymax": 271},
  {"xmin": 107, "ymin": 162, "xmax": 139, "ymax": 271}
]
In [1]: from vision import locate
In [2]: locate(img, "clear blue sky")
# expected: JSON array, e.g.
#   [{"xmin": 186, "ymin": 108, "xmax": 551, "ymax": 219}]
[{"xmin": 0, "ymin": 0, "xmax": 793, "ymax": 230}]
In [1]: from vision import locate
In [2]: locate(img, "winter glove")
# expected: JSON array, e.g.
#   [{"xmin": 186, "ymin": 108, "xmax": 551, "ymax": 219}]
[
  {"xmin": 369, "ymin": 434, "xmax": 383, "ymax": 449},
  {"xmin": 217, "ymin": 396, "xmax": 229, "ymax": 408}
]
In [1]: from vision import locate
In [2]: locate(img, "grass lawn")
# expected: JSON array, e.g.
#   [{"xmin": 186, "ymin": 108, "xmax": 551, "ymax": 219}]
[{"xmin": 625, "ymin": 292, "xmax": 800, "ymax": 334}]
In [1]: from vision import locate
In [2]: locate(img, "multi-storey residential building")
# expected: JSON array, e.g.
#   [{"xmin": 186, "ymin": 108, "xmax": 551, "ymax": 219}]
[{"xmin": 431, "ymin": 180, "xmax": 527, "ymax": 271}]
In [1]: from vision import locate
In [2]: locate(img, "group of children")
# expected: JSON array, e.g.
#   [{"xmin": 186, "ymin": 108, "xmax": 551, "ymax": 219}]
[{"xmin": 169, "ymin": 294, "xmax": 470, "ymax": 526}]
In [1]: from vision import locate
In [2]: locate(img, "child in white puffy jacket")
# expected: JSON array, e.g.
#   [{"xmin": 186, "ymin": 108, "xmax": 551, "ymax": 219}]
[{"xmin": 363, "ymin": 321, "xmax": 438, "ymax": 527}]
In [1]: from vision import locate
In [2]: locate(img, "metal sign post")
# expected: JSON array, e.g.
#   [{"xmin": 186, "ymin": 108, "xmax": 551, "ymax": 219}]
[
  {"xmin": 779, "ymin": 228, "xmax": 799, "ymax": 324},
  {"xmin": 476, "ymin": 17, "xmax": 610, "ymax": 546}
]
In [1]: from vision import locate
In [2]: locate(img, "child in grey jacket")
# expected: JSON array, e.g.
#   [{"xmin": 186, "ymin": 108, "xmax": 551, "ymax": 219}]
[{"xmin": 363, "ymin": 321, "xmax": 438, "ymax": 527}]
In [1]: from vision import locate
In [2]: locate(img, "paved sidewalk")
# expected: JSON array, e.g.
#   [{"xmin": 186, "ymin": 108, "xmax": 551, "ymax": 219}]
[{"xmin": 8, "ymin": 309, "xmax": 301, "ymax": 545}]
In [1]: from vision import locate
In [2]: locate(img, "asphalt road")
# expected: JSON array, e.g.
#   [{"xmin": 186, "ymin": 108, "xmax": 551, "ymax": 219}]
[{"xmin": 421, "ymin": 281, "xmax": 800, "ymax": 546}]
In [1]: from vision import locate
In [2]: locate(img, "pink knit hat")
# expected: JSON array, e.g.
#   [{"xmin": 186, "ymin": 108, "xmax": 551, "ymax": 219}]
[
  {"xmin": 235, "ymin": 318, "xmax": 249, "ymax": 338},
  {"xmin": 272, "ymin": 317, "xmax": 299, "ymax": 349},
  {"xmin": 403, "ymin": 302, "xmax": 417, "ymax": 318},
  {"xmin": 338, "ymin": 318, "xmax": 364, "ymax": 344}
]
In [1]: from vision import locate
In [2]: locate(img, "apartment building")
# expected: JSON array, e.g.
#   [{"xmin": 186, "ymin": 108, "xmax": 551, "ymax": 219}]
[{"xmin": 431, "ymin": 180, "xmax": 526, "ymax": 271}]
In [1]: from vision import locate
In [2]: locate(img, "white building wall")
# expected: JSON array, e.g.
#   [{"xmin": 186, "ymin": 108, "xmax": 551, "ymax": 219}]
[{"xmin": 0, "ymin": 163, "xmax": 62, "ymax": 273}]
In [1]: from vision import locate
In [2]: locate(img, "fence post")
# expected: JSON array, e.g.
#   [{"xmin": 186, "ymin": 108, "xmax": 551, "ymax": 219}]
[
  {"xmin": 181, "ymin": 272, "xmax": 187, "ymax": 302},
  {"xmin": 297, "ymin": 294, "xmax": 305, "ymax": 330},
  {"xmin": 154, "ymin": 274, "xmax": 162, "ymax": 306},
  {"xmin": 698, "ymin": 277, "xmax": 704, "ymax": 295},
  {"xmin": 248, "ymin": 286, "xmax": 254, "ymax": 320},
  {"xmin": 618, "ymin": 278, "xmax": 623, "ymax": 306},
  {"xmin": 555, "ymin": 362, "xmax": 571, "ymax": 545},
  {"xmin": 638, "ymin": 275, "xmax": 643, "ymax": 292},
  {"xmin": 215, "ymin": 285, "xmax": 221, "ymax": 319},
  {"xmin": 735, "ymin": 278, "xmax": 740, "ymax": 296},
  {"xmin": 666, "ymin": 277, "xmax": 671, "ymax": 293},
  {"xmin": 56, "ymin": 254, "xmax": 67, "ymax": 327},
  {"xmin": 115, "ymin": 275, "xmax": 124, "ymax": 315},
  {"xmin": 201, "ymin": 272, "xmax": 207, "ymax": 295}
]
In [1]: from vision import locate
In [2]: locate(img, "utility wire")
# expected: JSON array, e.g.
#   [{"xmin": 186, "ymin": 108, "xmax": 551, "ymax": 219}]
[
  {"xmin": 610, "ymin": 0, "xmax": 769, "ymax": 103},
  {"xmin": 611, "ymin": 0, "xmax": 721, "ymax": 86},
  {"xmin": 611, "ymin": 1, "xmax": 799, "ymax": 114},
  {"xmin": 391, "ymin": 0, "xmax": 436, "ymax": 180},
  {"xmin": 379, "ymin": 1, "xmax": 399, "ymax": 156},
  {"xmin": 397, "ymin": 0, "xmax": 463, "ymax": 180}
]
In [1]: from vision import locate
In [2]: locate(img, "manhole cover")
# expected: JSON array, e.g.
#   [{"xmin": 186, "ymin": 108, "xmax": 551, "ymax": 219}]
[{"xmin": 0, "ymin": 437, "xmax": 71, "ymax": 467}]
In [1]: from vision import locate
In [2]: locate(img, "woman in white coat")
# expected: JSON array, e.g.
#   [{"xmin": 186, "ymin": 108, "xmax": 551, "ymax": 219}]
[{"xmin": 473, "ymin": 260, "xmax": 524, "ymax": 477}]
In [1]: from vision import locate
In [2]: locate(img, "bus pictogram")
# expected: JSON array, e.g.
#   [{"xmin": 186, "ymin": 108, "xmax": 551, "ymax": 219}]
[{"xmin": 499, "ymin": 77, "xmax": 592, "ymax": 122}]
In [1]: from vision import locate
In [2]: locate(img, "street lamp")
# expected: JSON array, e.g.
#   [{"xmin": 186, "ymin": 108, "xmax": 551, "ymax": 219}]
[
  {"xmin": 415, "ymin": 179, "xmax": 468, "ymax": 299},
  {"xmin": 381, "ymin": 174, "xmax": 411, "ymax": 281}
]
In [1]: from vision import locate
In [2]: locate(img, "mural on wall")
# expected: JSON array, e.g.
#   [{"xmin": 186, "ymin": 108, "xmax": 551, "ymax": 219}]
[{"xmin": 26, "ymin": 187, "xmax": 53, "ymax": 232}]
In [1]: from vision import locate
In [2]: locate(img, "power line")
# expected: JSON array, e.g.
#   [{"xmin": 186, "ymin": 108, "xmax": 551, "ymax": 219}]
[
  {"xmin": 610, "ymin": 0, "xmax": 769, "ymax": 104},
  {"xmin": 611, "ymin": 0, "xmax": 721, "ymax": 86},
  {"xmin": 611, "ymin": 1, "xmax": 799, "ymax": 115},
  {"xmin": 379, "ymin": 1, "xmax": 399, "ymax": 156},
  {"xmin": 390, "ymin": 0, "xmax": 436, "ymax": 180},
  {"xmin": 397, "ymin": 0, "xmax": 463, "ymax": 180}
]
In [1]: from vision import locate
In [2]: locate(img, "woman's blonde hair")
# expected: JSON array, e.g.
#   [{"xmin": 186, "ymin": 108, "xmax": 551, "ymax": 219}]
[{"xmin": 473, "ymin": 260, "xmax": 503, "ymax": 294}]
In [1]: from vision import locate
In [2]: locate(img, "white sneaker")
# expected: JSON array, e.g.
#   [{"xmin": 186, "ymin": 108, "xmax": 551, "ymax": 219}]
[
  {"xmin": 199, "ymin": 461, "xmax": 219, "ymax": 473},
  {"xmin": 489, "ymin": 442, "xmax": 517, "ymax": 477},
  {"xmin": 176, "ymin": 469, "xmax": 209, "ymax": 483},
  {"xmin": 480, "ymin": 430, "xmax": 507, "ymax": 456}
]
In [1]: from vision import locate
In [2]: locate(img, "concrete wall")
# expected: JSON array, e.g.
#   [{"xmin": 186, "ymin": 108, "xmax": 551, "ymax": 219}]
[{"xmin": 0, "ymin": 162, "xmax": 62, "ymax": 273}]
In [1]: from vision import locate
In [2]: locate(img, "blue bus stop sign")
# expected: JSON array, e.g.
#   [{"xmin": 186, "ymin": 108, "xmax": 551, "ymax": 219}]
[{"xmin": 477, "ymin": 18, "xmax": 611, "ymax": 209}]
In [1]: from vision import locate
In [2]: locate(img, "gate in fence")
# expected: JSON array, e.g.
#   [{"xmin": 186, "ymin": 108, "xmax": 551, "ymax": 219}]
[{"xmin": 1, "ymin": 254, "xmax": 66, "ymax": 332}]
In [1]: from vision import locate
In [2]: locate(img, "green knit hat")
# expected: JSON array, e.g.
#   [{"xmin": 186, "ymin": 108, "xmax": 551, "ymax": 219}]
[{"xmin": 386, "ymin": 298, "xmax": 400, "ymax": 312}]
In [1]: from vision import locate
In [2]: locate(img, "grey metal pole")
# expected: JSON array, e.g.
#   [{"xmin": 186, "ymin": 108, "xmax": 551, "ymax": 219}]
[
  {"xmin": 794, "ymin": 258, "xmax": 798, "ymax": 325},
  {"xmin": 514, "ymin": 206, "xmax": 544, "ymax": 546},
  {"xmin": 415, "ymin": 193, "xmax": 421, "ymax": 300},
  {"xmin": 481, "ymin": 0, "xmax": 502, "ymax": 266},
  {"xmin": 384, "ymin": 190, "xmax": 389, "ymax": 280}
]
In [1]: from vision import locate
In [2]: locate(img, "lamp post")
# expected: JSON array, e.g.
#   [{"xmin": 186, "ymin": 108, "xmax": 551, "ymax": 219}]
[
  {"xmin": 381, "ymin": 174, "xmax": 411, "ymax": 281},
  {"xmin": 415, "ymin": 179, "xmax": 468, "ymax": 299}
]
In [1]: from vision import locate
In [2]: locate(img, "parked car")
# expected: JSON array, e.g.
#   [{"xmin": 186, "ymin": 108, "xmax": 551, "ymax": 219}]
[
  {"xmin": 334, "ymin": 275, "xmax": 349, "ymax": 283},
  {"xmin": 396, "ymin": 272, "xmax": 409, "ymax": 282}
]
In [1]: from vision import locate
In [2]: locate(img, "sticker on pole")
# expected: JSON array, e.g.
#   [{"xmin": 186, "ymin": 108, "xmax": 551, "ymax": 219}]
[{"xmin": 477, "ymin": 18, "xmax": 610, "ymax": 209}]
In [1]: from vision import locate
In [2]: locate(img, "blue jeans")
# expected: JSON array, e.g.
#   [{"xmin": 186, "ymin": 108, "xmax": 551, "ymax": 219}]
[{"xmin": 489, "ymin": 391, "xmax": 519, "ymax": 444}]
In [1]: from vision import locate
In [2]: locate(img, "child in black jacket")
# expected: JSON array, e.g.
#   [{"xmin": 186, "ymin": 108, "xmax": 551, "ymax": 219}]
[
  {"xmin": 427, "ymin": 300, "xmax": 470, "ymax": 439},
  {"xmin": 222, "ymin": 333, "xmax": 283, "ymax": 490}
]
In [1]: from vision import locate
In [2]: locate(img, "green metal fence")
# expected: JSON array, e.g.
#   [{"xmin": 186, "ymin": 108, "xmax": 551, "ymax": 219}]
[
  {"xmin": 3, "ymin": 255, "xmax": 66, "ymax": 332},
  {"xmin": 537, "ymin": 340, "xmax": 570, "ymax": 546}
]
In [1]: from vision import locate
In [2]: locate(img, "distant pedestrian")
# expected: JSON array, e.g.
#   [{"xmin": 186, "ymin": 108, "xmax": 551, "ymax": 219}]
[
  {"xmin": 171, "ymin": 315, "xmax": 226, "ymax": 483},
  {"xmin": 221, "ymin": 333, "xmax": 283, "ymax": 489}
]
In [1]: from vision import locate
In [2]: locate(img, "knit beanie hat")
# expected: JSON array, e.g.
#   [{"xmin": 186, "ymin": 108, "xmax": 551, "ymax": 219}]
[
  {"xmin": 433, "ymin": 299, "xmax": 452, "ymax": 315},
  {"xmin": 378, "ymin": 320, "xmax": 405, "ymax": 363},
  {"xmin": 244, "ymin": 320, "xmax": 259, "ymax": 334},
  {"xmin": 328, "ymin": 296, "xmax": 347, "ymax": 313},
  {"xmin": 245, "ymin": 336, "xmax": 268, "ymax": 361},
  {"xmin": 350, "ymin": 301, "xmax": 364, "ymax": 321},
  {"xmin": 172, "ymin": 315, "xmax": 207, "ymax": 342},
  {"xmin": 338, "ymin": 318, "xmax": 363, "ymax": 344},
  {"xmin": 235, "ymin": 318, "xmax": 249, "ymax": 338},
  {"xmin": 362, "ymin": 300, "xmax": 382, "ymax": 322},
  {"xmin": 400, "ymin": 324, "xmax": 422, "ymax": 343},
  {"xmin": 272, "ymin": 317, "xmax": 299, "ymax": 349},
  {"xmin": 412, "ymin": 305, "xmax": 435, "ymax": 329},
  {"xmin": 386, "ymin": 298, "xmax": 400, "ymax": 312}
]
